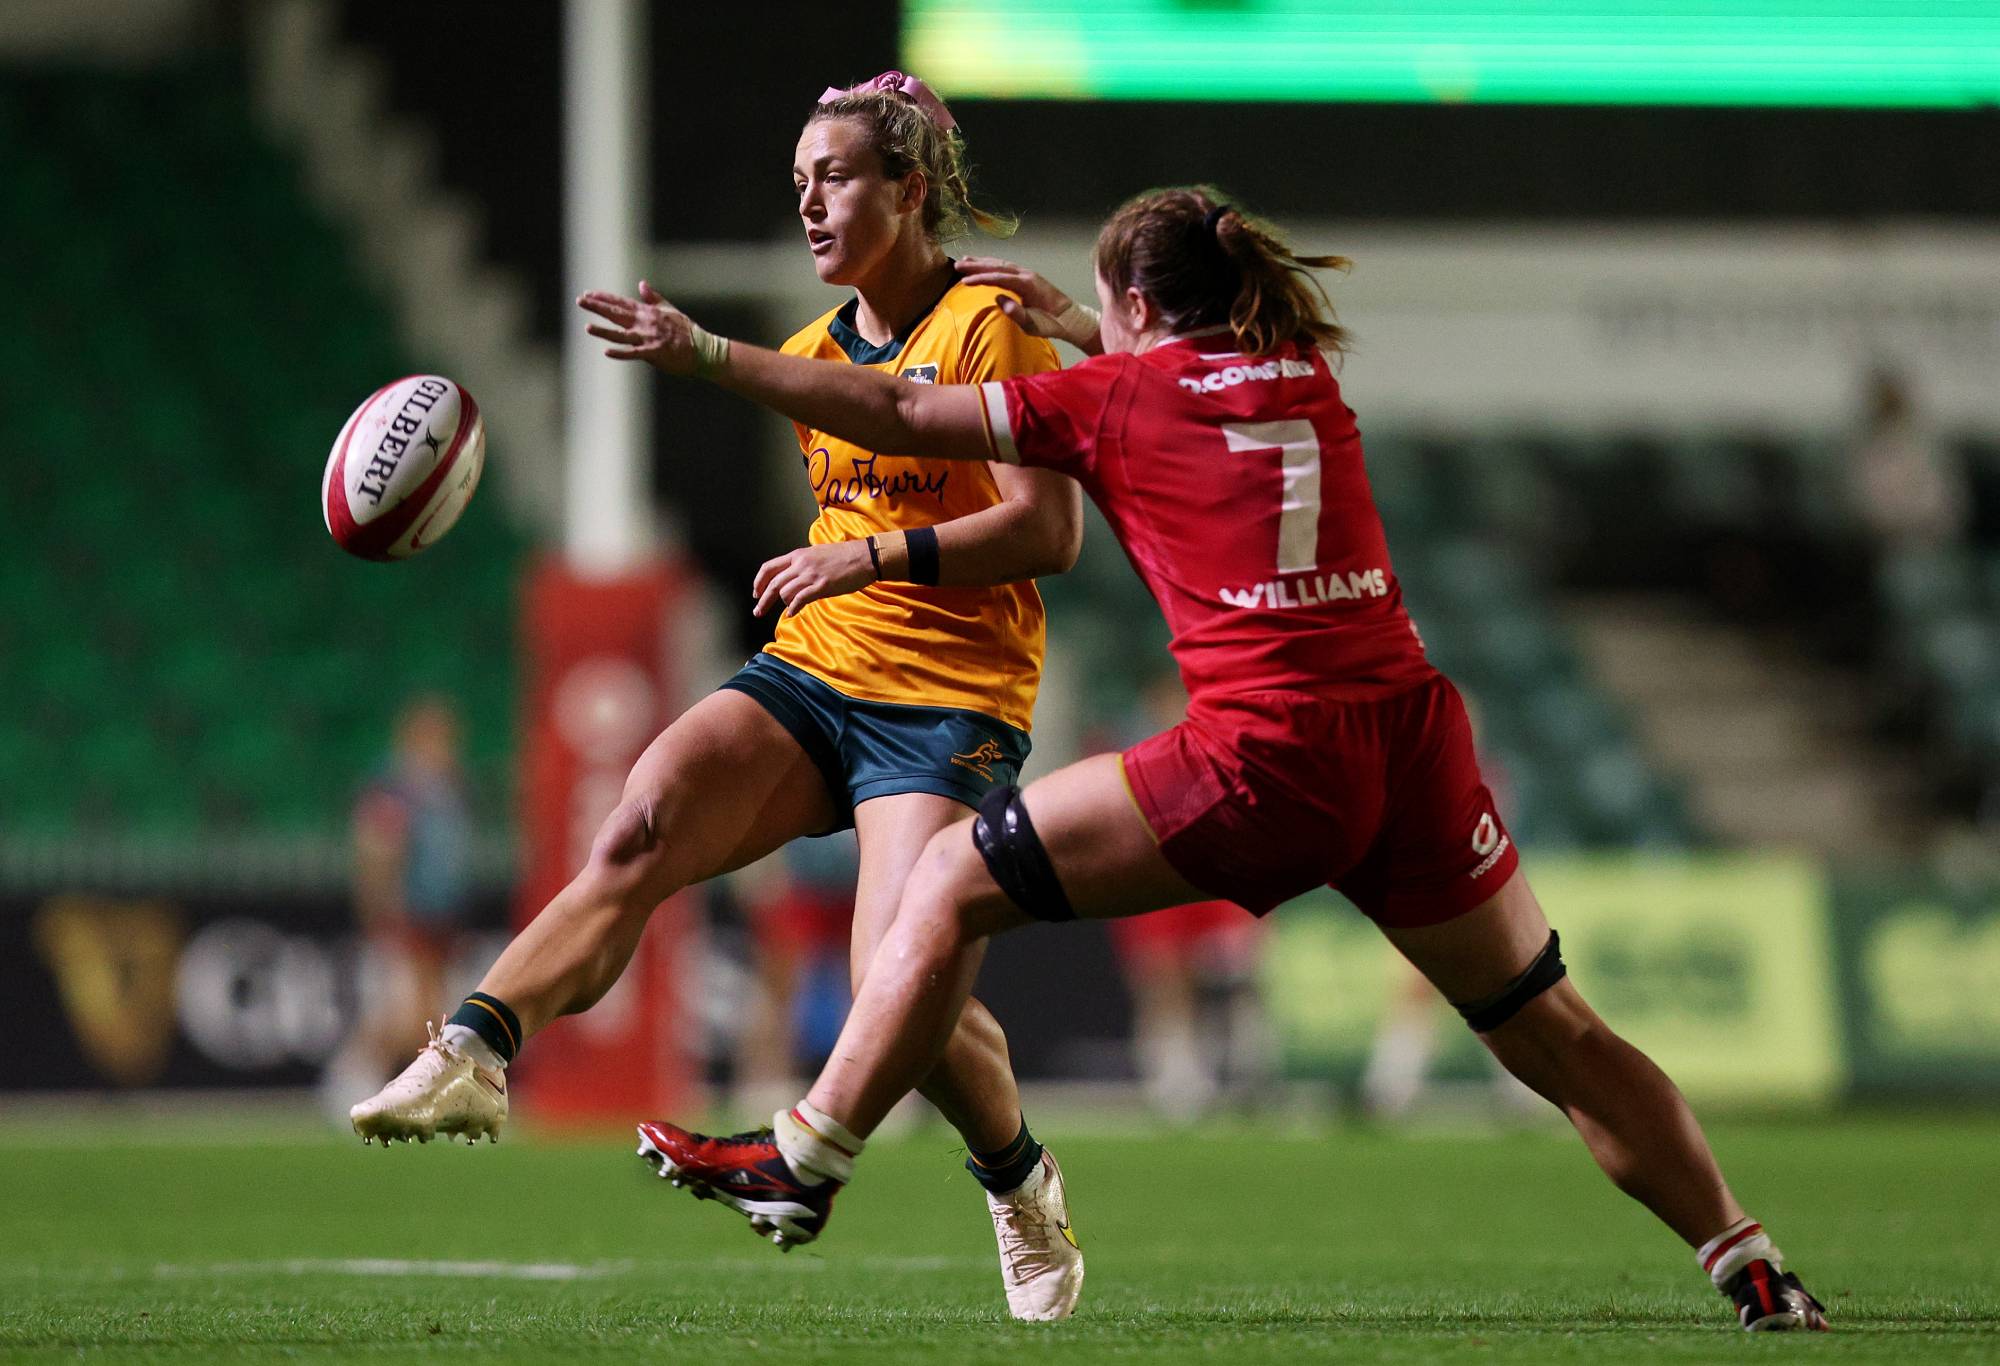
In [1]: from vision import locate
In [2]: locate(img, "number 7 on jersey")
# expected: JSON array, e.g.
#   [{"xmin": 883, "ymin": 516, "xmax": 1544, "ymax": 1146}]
[{"xmin": 1224, "ymin": 420, "xmax": 1322, "ymax": 575}]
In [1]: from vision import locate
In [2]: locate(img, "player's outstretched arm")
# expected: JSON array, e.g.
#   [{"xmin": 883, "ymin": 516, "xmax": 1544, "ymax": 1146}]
[
  {"xmin": 578, "ymin": 283, "xmax": 994, "ymax": 462},
  {"xmin": 954, "ymin": 258, "xmax": 1104, "ymax": 356}
]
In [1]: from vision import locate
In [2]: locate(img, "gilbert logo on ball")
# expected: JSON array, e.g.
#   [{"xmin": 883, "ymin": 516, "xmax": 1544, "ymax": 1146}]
[{"xmin": 323, "ymin": 374, "xmax": 486, "ymax": 560}]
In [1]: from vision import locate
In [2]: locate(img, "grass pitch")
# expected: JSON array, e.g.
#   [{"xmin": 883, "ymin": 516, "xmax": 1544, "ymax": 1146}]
[{"xmin": 2, "ymin": 1111, "xmax": 1994, "ymax": 1363}]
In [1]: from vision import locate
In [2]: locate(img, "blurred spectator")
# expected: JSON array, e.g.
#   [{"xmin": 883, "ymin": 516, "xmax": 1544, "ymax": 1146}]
[
  {"xmin": 731, "ymin": 833, "xmax": 861, "ymax": 1119},
  {"xmin": 320, "ymin": 695, "xmax": 475, "ymax": 1120},
  {"xmin": 1109, "ymin": 899, "xmax": 1270, "ymax": 1123},
  {"xmin": 1360, "ymin": 962, "xmax": 1454, "ymax": 1117},
  {"xmin": 1849, "ymin": 367, "xmax": 1967, "ymax": 553},
  {"xmin": 1359, "ymin": 960, "xmax": 1535, "ymax": 1120},
  {"xmin": 1361, "ymin": 688, "xmax": 1535, "ymax": 1120},
  {"xmin": 1099, "ymin": 673, "xmax": 1274, "ymax": 1123}
]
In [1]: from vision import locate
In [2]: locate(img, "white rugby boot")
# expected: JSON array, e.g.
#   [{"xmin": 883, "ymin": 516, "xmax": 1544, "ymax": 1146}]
[
  {"xmin": 987, "ymin": 1150, "xmax": 1084, "ymax": 1321},
  {"xmin": 350, "ymin": 1021, "xmax": 507, "ymax": 1146}
]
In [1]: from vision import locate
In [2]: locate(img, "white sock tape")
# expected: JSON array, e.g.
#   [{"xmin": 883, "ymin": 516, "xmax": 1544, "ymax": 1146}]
[
  {"xmin": 1698, "ymin": 1217, "xmax": 1780, "ymax": 1286},
  {"xmin": 773, "ymin": 1101, "xmax": 862, "ymax": 1186}
]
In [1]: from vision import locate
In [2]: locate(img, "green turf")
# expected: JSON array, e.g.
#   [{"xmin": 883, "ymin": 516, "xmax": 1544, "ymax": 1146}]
[{"xmin": 2, "ymin": 1113, "xmax": 1994, "ymax": 1362}]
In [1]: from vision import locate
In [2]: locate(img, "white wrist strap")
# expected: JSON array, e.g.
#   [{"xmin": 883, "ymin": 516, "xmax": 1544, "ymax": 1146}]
[
  {"xmin": 1014, "ymin": 300, "xmax": 1101, "ymax": 351},
  {"xmin": 690, "ymin": 325, "xmax": 730, "ymax": 378},
  {"xmin": 1051, "ymin": 301, "xmax": 1102, "ymax": 350}
]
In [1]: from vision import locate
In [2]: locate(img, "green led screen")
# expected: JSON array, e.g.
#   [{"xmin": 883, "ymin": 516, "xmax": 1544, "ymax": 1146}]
[{"xmin": 903, "ymin": 1, "xmax": 2000, "ymax": 108}]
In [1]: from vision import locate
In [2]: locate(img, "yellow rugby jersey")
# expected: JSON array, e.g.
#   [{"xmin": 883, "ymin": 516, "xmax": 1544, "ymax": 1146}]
[{"xmin": 764, "ymin": 279, "xmax": 1060, "ymax": 733}]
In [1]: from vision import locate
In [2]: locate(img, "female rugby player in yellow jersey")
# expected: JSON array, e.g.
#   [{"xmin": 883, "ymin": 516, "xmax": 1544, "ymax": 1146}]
[{"xmin": 351, "ymin": 73, "xmax": 1087, "ymax": 1321}]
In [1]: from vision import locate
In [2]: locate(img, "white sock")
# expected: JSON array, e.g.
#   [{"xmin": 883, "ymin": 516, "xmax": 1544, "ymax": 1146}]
[
  {"xmin": 1698, "ymin": 1216, "xmax": 1782, "ymax": 1288},
  {"xmin": 440, "ymin": 1023, "xmax": 507, "ymax": 1072},
  {"xmin": 773, "ymin": 1099, "xmax": 863, "ymax": 1186}
]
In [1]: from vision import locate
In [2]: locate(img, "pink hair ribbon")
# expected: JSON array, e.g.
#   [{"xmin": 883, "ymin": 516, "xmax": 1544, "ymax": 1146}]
[{"xmin": 817, "ymin": 70, "xmax": 958, "ymax": 132}]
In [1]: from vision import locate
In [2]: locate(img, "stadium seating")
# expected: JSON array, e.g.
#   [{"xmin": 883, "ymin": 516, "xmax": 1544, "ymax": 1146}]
[
  {"xmin": 1049, "ymin": 421, "xmax": 2000, "ymax": 848},
  {"xmin": 1045, "ymin": 431, "xmax": 1703, "ymax": 852},
  {"xmin": 1384, "ymin": 427, "xmax": 2000, "ymax": 833},
  {"xmin": 1881, "ymin": 539, "xmax": 2000, "ymax": 808},
  {"xmin": 0, "ymin": 65, "xmax": 523, "ymax": 841},
  {"xmin": 13, "ymin": 63, "xmax": 1988, "ymax": 853}
]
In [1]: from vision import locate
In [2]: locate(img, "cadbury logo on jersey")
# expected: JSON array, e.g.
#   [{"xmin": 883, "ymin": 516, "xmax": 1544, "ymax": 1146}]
[
  {"xmin": 1220, "ymin": 567, "xmax": 1388, "ymax": 609},
  {"xmin": 807, "ymin": 449, "xmax": 949, "ymax": 508},
  {"xmin": 1178, "ymin": 357, "xmax": 1316, "ymax": 395}
]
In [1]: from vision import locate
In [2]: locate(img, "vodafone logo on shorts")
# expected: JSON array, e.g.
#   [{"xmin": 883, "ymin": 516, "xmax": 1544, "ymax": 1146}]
[
  {"xmin": 1469, "ymin": 812, "xmax": 1511, "ymax": 879},
  {"xmin": 1472, "ymin": 813, "xmax": 1501, "ymax": 856}
]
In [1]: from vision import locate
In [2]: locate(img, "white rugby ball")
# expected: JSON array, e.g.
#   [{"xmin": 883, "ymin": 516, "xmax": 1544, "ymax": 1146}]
[{"xmin": 322, "ymin": 374, "xmax": 486, "ymax": 560}]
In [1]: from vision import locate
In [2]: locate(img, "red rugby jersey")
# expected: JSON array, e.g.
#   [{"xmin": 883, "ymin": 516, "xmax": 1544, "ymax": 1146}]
[{"xmin": 976, "ymin": 329, "xmax": 1434, "ymax": 702}]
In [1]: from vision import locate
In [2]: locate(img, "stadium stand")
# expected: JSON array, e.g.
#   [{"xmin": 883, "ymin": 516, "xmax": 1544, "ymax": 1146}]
[
  {"xmin": 0, "ymin": 64, "xmax": 522, "ymax": 841},
  {"xmin": 1357, "ymin": 437, "xmax": 1703, "ymax": 849},
  {"xmin": 1393, "ymin": 428, "xmax": 2000, "ymax": 837},
  {"xmin": 11, "ymin": 61, "xmax": 1987, "ymax": 860},
  {"xmin": 1044, "ymin": 426, "xmax": 2000, "ymax": 853},
  {"xmin": 1880, "ymin": 539, "xmax": 2000, "ymax": 815},
  {"xmin": 1046, "ymin": 429, "xmax": 1705, "ymax": 853}
]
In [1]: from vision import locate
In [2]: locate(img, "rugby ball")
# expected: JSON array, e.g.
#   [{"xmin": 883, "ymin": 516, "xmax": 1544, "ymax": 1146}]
[{"xmin": 322, "ymin": 374, "xmax": 486, "ymax": 560}]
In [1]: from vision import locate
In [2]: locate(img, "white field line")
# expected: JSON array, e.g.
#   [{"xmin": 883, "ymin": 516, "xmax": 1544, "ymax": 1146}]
[
  {"xmin": 152, "ymin": 1259, "xmax": 629, "ymax": 1281},
  {"xmin": 136, "ymin": 1254, "xmax": 983, "ymax": 1281}
]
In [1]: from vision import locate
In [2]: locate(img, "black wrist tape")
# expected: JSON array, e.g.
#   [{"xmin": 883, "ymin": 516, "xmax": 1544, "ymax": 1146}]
[
  {"xmin": 905, "ymin": 526, "xmax": 941, "ymax": 585},
  {"xmin": 865, "ymin": 535, "xmax": 883, "ymax": 581}
]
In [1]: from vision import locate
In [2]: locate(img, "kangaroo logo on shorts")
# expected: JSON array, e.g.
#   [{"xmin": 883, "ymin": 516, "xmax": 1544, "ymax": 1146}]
[
  {"xmin": 950, "ymin": 739, "xmax": 1006, "ymax": 781},
  {"xmin": 1472, "ymin": 812, "xmax": 1501, "ymax": 857}
]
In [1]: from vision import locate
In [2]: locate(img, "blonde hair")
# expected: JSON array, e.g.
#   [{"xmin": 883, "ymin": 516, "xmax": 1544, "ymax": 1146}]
[
  {"xmin": 1094, "ymin": 186, "xmax": 1351, "ymax": 357},
  {"xmin": 807, "ymin": 88, "xmax": 1015, "ymax": 242}
]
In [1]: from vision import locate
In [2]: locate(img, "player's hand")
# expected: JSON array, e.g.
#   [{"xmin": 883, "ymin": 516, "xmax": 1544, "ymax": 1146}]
[
  {"xmin": 577, "ymin": 281, "xmax": 699, "ymax": 374},
  {"xmin": 956, "ymin": 257, "xmax": 1104, "ymax": 355},
  {"xmin": 752, "ymin": 540, "xmax": 877, "ymax": 618}
]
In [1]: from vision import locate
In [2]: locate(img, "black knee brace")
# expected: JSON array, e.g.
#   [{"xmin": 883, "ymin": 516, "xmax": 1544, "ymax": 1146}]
[
  {"xmin": 971, "ymin": 785, "xmax": 1076, "ymax": 922},
  {"xmin": 1454, "ymin": 930, "xmax": 1566, "ymax": 1033}
]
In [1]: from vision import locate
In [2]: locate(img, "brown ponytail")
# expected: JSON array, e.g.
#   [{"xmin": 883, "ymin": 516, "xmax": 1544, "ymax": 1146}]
[
  {"xmin": 1094, "ymin": 187, "xmax": 1350, "ymax": 357},
  {"xmin": 808, "ymin": 86, "xmax": 1016, "ymax": 242}
]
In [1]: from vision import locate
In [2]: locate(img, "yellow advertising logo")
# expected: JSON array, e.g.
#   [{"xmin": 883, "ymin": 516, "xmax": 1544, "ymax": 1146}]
[
  {"xmin": 1265, "ymin": 855, "xmax": 1845, "ymax": 1107},
  {"xmin": 1494, "ymin": 856, "xmax": 1843, "ymax": 1106},
  {"xmin": 1865, "ymin": 907, "xmax": 2000, "ymax": 1048},
  {"xmin": 33, "ymin": 895, "xmax": 186, "ymax": 1087}
]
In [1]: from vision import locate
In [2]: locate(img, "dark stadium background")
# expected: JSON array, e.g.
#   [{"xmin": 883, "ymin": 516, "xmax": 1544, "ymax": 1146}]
[
  {"xmin": 7, "ymin": 4, "xmax": 2000, "ymax": 1359},
  {"xmin": 7, "ymin": 0, "xmax": 2000, "ymax": 1122}
]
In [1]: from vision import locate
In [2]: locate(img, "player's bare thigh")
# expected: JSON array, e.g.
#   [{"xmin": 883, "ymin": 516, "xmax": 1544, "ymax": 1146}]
[
  {"xmin": 473, "ymin": 690, "xmax": 836, "ymax": 1028},
  {"xmin": 912, "ymin": 753, "xmax": 1214, "ymax": 939},
  {"xmin": 1374, "ymin": 872, "xmax": 1551, "ymax": 1003},
  {"xmin": 849, "ymin": 792, "xmax": 972, "ymax": 985},
  {"xmin": 613, "ymin": 688, "xmax": 840, "ymax": 896}
]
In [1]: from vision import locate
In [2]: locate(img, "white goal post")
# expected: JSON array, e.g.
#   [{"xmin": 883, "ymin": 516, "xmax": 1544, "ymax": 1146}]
[{"xmin": 563, "ymin": 0, "xmax": 653, "ymax": 575}]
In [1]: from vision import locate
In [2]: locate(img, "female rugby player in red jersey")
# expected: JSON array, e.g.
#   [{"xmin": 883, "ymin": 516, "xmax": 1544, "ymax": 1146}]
[
  {"xmin": 580, "ymin": 185, "xmax": 1827, "ymax": 1333},
  {"xmin": 355, "ymin": 74, "xmax": 1088, "ymax": 1322}
]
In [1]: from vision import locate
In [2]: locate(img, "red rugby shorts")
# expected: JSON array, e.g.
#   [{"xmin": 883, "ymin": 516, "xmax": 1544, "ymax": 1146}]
[{"xmin": 1120, "ymin": 674, "xmax": 1518, "ymax": 927}]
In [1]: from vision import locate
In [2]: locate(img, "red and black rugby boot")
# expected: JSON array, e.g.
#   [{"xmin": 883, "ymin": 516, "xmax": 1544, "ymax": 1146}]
[
  {"xmin": 635, "ymin": 1121, "xmax": 838, "ymax": 1250},
  {"xmin": 1721, "ymin": 1259, "xmax": 1829, "ymax": 1332}
]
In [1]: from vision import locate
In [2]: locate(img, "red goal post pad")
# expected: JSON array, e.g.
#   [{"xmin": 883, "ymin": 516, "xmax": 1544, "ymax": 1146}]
[{"xmin": 512, "ymin": 555, "xmax": 703, "ymax": 1127}]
